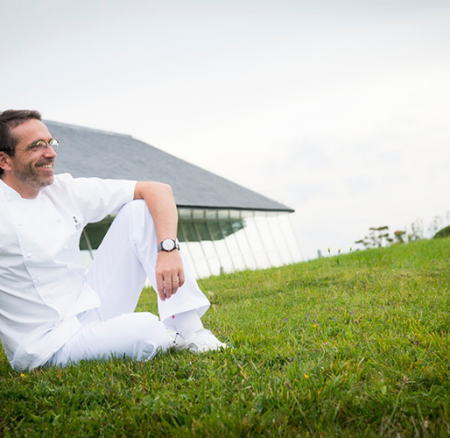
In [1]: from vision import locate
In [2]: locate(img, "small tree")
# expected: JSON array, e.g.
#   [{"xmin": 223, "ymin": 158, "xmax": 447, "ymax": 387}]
[
  {"xmin": 393, "ymin": 230, "xmax": 406, "ymax": 244},
  {"xmin": 409, "ymin": 218, "xmax": 424, "ymax": 241},
  {"xmin": 355, "ymin": 226, "xmax": 391, "ymax": 249},
  {"xmin": 428, "ymin": 216, "xmax": 443, "ymax": 238}
]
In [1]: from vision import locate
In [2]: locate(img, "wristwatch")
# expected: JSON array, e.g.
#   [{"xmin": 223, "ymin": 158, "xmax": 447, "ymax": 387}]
[{"xmin": 157, "ymin": 238, "xmax": 180, "ymax": 253}]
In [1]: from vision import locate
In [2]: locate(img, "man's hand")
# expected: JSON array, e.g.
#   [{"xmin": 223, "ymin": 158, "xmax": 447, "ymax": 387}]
[{"xmin": 155, "ymin": 250, "xmax": 185, "ymax": 301}]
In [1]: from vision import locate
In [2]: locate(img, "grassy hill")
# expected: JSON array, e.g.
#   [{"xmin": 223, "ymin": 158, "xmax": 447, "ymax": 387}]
[{"xmin": 1, "ymin": 238, "xmax": 449, "ymax": 437}]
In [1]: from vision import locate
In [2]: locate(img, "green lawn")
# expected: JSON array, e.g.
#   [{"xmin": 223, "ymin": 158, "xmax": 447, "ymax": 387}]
[{"xmin": 1, "ymin": 239, "xmax": 449, "ymax": 437}]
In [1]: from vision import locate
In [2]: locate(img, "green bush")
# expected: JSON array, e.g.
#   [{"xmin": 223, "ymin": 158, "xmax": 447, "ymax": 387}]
[{"xmin": 434, "ymin": 225, "xmax": 450, "ymax": 239}]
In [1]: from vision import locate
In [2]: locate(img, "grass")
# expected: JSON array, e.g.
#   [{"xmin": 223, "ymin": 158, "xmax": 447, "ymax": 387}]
[{"xmin": 1, "ymin": 238, "xmax": 450, "ymax": 437}]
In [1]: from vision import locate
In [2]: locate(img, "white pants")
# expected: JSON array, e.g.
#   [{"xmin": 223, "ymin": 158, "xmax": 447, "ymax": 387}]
[{"xmin": 47, "ymin": 200, "xmax": 210, "ymax": 367}]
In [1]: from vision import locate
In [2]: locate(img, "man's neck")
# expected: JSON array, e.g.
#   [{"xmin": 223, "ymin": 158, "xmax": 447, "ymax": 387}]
[{"xmin": 0, "ymin": 175, "xmax": 41, "ymax": 199}]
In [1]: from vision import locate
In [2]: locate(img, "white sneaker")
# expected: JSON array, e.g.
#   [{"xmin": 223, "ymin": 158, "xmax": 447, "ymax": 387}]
[
  {"xmin": 166, "ymin": 329, "xmax": 178, "ymax": 346},
  {"xmin": 174, "ymin": 329, "xmax": 226, "ymax": 353}
]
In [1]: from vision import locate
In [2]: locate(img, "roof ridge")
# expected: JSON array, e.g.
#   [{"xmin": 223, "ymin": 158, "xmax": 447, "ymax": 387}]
[{"xmin": 44, "ymin": 119, "xmax": 132, "ymax": 139}]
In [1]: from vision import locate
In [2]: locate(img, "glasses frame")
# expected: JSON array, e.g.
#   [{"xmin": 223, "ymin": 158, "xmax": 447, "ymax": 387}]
[{"xmin": 24, "ymin": 139, "xmax": 60, "ymax": 153}]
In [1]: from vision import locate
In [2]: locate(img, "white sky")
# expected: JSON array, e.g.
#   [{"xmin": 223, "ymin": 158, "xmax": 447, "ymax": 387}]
[{"xmin": 2, "ymin": 0, "xmax": 450, "ymax": 260}]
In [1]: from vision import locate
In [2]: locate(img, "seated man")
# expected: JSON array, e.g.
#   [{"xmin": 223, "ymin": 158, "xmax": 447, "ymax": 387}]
[{"xmin": 0, "ymin": 109, "xmax": 225, "ymax": 372}]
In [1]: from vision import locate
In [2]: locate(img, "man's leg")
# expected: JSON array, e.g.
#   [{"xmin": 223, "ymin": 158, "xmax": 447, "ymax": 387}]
[
  {"xmin": 85, "ymin": 200, "xmax": 210, "ymax": 324},
  {"xmin": 48, "ymin": 200, "xmax": 223, "ymax": 367},
  {"xmin": 47, "ymin": 310, "xmax": 171, "ymax": 367},
  {"xmin": 84, "ymin": 200, "xmax": 225, "ymax": 352}
]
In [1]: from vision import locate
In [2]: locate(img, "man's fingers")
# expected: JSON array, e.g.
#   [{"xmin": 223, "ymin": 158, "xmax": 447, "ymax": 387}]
[
  {"xmin": 178, "ymin": 270, "xmax": 185, "ymax": 288},
  {"xmin": 160, "ymin": 273, "xmax": 183, "ymax": 300},
  {"xmin": 166, "ymin": 275, "xmax": 180, "ymax": 297},
  {"xmin": 165, "ymin": 278, "xmax": 173, "ymax": 299},
  {"xmin": 155, "ymin": 251, "xmax": 184, "ymax": 300},
  {"xmin": 156, "ymin": 276, "xmax": 166, "ymax": 301}
]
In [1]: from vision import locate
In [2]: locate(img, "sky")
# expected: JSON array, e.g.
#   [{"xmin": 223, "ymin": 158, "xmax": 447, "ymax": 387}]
[{"xmin": 2, "ymin": 0, "xmax": 450, "ymax": 260}]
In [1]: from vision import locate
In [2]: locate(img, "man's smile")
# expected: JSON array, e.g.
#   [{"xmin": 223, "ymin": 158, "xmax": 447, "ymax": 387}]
[{"xmin": 36, "ymin": 162, "xmax": 54, "ymax": 169}]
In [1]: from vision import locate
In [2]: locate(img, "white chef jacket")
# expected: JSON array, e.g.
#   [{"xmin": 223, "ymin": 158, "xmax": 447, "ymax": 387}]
[{"xmin": 0, "ymin": 173, "xmax": 136, "ymax": 371}]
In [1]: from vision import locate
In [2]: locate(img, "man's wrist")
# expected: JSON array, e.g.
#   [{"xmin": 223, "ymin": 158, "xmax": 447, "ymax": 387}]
[{"xmin": 157, "ymin": 238, "xmax": 180, "ymax": 252}]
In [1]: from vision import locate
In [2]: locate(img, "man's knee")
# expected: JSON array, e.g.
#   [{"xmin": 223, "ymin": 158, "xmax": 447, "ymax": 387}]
[
  {"xmin": 131, "ymin": 313, "xmax": 171, "ymax": 360},
  {"xmin": 117, "ymin": 199, "xmax": 147, "ymax": 220},
  {"xmin": 116, "ymin": 200, "xmax": 156, "ymax": 239}
]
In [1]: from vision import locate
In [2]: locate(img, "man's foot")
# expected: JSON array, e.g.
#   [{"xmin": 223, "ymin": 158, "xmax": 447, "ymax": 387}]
[
  {"xmin": 166, "ymin": 329, "xmax": 178, "ymax": 346},
  {"xmin": 172, "ymin": 329, "xmax": 226, "ymax": 353}
]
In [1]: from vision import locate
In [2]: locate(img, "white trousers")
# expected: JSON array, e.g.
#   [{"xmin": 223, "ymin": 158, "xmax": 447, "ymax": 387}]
[{"xmin": 47, "ymin": 200, "xmax": 210, "ymax": 367}]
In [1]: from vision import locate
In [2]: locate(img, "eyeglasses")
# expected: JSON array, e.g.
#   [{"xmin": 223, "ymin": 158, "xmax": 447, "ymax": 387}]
[{"xmin": 25, "ymin": 139, "xmax": 60, "ymax": 152}]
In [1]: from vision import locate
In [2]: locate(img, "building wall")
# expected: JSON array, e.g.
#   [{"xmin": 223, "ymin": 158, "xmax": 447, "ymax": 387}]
[
  {"xmin": 80, "ymin": 209, "xmax": 302, "ymax": 279},
  {"xmin": 177, "ymin": 209, "xmax": 302, "ymax": 278}
]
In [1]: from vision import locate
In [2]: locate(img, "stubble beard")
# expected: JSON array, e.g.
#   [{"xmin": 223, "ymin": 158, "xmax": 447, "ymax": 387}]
[{"xmin": 13, "ymin": 161, "xmax": 54, "ymax": 190}]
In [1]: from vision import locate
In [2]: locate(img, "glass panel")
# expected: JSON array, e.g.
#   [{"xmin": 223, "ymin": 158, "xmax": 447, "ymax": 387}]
[
  {"xmin": 205, "ymin": 210, "xmax": 218, "ymax": 220},
  {"xmin": 192, "ymin": 210, "xmax": 205, "ymax": 220},
  {"xmin": 267, "ymin": 251, "xmax": 282, "ymax": 267},
  {"xmin": 217, "ymin": 210, "xmax": 229, "ymax": 220},
  {"xmin": 206, "ymin": 257, "xmax": 222, "ymax": 277},
  {"xmin": 213, "ymin": 239, "xmax": 229, "ymax": 257},
  {"xmin": 230, "ymin": 254, "xmax": 246, "ymax": 271},
  {"xmin": 230, "ymin": 219, "xmax": 245, "ymax": 234},
  {"xmin": 219, "ymin": 255, "xmax": 234, "ymax": 273},
  {"xmin": 254, "ymin": 252, "xmax": 270, "ymax": 269},
  {"xmin": 195, "ymin": 222, "xmax": 211, "ymax": 241},
  {"xmin": 289, "ymin": 246, "xmax": 303, "ymax": 261},
  {"xmin": 279, "ymin": 249, "xmax": 294, "ymax": 265},
  {"xmin": 207, "ymin": 222, "xmax": 223, "ymax": 241},
  {"xmin": 243, "ymin": 253, "xmax": 257, "ymax": 270},
  {"xmin": 177, "ymin": 223, "xmax": 185, "ymax": 242},
  {"xmin": 180, "ymin": 222, "xmax": 198, "ymax": 242},
  {"xmin": 180, "ymin": 247, "xmax": 198, "ymax": 278},
  {"xmin": 177, "ymin": 208, "xmax": 192, "ymax": 221},
  {"xmin": 278, "ymin": 215, "xmax": 297, "ymax": 245},
  {"xmin": 224, "ymin": 233, "xmax": 240, "ymax": 255},
  {"xmin": 268, "ymin": 219, "xmax": 286, "ymax": 250},
  {"xmin": 243, "ymin": 218, "xmax": 265, "ymax": 253},
  {"xmin": 229, "ymin": 210, "xmax": 242, "ymax": 220},
  {"xmin": 254, "ymin": 218, "xmax": 277, "ymax": 252},
  {"xmin": 233, "ymin": 228, "xmax": 252, "ymax": 254},
  {"xmin": 193, "ymin": 259, "xmax": 211, "ymax": 278},
  {"xmin": 201, "ymin": 240, "xmax": 217, "ymax": 258},
  {"xmin": 80, "ymin": 250, "xmax": 94, "ymax": 268},
  {"xmin": 185, "ymin": 241, "xmax": 204, "ymax": 259}
]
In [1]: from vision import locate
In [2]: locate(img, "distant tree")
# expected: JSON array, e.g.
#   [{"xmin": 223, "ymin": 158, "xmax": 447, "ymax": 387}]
[
  {"xmin": 355, "ymin": 226, "xmax": 390, "ymax": 249},
  {"xmin": 408, "ymin": 218, "xmax": 424, "ymax": 241},
  {"xmin": 428, "ymin": 216, "xmax": 443, "ymax": 238},
  {"xmin": 393, "ymin": 230, "xmax": 406, "ymax": 244},
  {"xmin": 355, "ymin": 214, "xmax": 449, "ymax": 250}
]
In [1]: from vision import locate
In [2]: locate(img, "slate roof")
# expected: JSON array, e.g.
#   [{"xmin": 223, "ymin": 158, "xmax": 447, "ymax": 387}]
[{"xmin": 45, "ymin": 120, "xmax": 294, "ymax": 212}]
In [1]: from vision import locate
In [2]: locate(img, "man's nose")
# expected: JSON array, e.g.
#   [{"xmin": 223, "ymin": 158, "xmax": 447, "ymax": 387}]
[{"xmin": 42, "ymin": 145, "xmax": 57, "ymax": 158}]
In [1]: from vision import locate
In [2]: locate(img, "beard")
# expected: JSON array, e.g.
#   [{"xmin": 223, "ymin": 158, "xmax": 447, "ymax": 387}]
[{"xmin": 11, "ymin": 159, "xmax": 54, "ymax": 190}]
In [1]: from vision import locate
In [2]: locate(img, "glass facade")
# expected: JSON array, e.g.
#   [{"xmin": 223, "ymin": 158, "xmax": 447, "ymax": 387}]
[
  {"xmin": 176, "ymin": 209, "xmax": 302, "ymax": 278},
  {"xmin": 80, "ymin": 208, "xmax": 302, "ymax": 279}
]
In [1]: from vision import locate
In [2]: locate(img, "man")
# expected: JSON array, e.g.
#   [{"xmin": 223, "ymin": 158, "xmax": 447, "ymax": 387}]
[{"xmin": 0, "ymin": 109, "xmax": 225, "ymax": 372}]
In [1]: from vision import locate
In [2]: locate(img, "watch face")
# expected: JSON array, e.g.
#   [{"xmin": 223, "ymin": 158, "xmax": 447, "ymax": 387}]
[{"xmin": 162, "ymin": 239, "xmax": 175, "ymax": 251}]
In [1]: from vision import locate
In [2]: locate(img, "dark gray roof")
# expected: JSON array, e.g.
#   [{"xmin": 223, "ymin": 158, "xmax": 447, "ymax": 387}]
[{"xmin": 45, "ymin": 120, "xmax": 294, "ymax": 212}]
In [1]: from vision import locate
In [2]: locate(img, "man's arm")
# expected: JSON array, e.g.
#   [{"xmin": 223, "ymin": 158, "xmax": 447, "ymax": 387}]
[{"xmin": 134, "ymin": 181, "xmax": 185, "ymax": 301}]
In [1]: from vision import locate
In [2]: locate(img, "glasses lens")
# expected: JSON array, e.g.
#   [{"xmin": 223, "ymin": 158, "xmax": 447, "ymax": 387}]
[{"xmin": 49, "ymin": 139, "xmax": 59, "ymax": 150}]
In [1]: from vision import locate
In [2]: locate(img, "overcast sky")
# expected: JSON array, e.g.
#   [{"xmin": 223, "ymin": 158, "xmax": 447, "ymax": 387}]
[{"xmin": 2, "ymin": 0, "xmax": 450, "ymax": 260}]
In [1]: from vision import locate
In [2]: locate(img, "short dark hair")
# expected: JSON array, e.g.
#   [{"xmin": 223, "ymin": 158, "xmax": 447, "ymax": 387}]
[{"xmin": 0, "ymin": 110, "xmax": 42, "ymax": 176}]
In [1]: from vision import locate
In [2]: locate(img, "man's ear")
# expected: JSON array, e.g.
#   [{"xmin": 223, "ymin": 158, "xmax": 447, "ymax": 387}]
[{"xmin": 0, "ymin": 152, "xmax": 12, "ymax": 172}]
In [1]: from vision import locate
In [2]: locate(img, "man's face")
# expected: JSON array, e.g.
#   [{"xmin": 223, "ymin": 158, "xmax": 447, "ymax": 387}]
[{"xmin": 5, "ymin": 119, "xmax": 57, "ymax": 195}]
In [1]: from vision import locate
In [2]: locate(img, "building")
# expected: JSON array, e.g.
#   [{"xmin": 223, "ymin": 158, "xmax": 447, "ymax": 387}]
[{"xmin": 46, "ymin": 120, "xmax": 302, "ymax": 278}]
